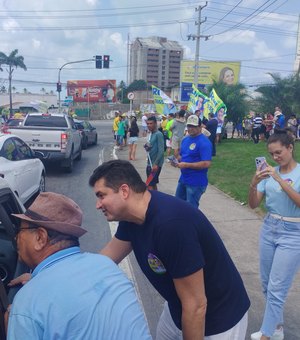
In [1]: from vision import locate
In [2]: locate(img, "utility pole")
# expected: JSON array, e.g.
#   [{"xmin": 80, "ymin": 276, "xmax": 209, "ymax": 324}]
[
  {"xmin": 127, "ymin": 33, "xmax": 130, "ymax": 86},
  {"xmin": 187, "ymin": 2, "xmax": 209, "ymax": 87}
]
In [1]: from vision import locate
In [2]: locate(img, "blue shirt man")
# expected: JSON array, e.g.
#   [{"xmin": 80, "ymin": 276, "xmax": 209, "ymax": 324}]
[
  {"xmin": 8, "ymin": 192, "xmax": 150, "ymax": 340},
  {"xmin": 175, "ymin": 115, "xmax": 212, "ymax": 208}
]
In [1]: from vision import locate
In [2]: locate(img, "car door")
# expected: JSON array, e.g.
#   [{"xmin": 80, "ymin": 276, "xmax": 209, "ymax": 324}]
[
  {"xmin": 0, "ymin": 137, "xmax": 36, "ymax": 204},
  {"xmin": 68, "ymin": 117, "xmax": 81, "ymax": 153},
  {"xmin": 13, "ymin": 137, "xmax": 42, "ymax": 203},
  {"xmin": 84, "ymin": 121, "xmax": 96, "ymax": 144}
]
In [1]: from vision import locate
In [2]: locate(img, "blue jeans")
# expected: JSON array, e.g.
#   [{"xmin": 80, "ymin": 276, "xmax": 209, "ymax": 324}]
[
  {"xmin": 175, "ymin": 181, "xmax": 206, "ymax": 208},
  {"xmin": 259, "ymin": 214, "xmax": 300, "ymax": 336}
]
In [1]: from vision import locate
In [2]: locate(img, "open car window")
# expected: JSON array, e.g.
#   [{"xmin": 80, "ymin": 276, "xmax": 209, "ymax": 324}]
[{"xmin": 0, "ymin": 188, "xmax": 29, "ymax": 300}]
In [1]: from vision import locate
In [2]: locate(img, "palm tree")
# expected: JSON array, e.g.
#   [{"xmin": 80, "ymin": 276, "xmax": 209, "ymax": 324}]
[
  {"xmin": 255, "ymin": 73, "xmax": 300, "ymax": 115},
  {"xmin": 40, "ymin": 87, "xmax": 46, "ymax": 94},
  {"xmin": 0, "ymin": 49, "xmax": 27, "ymax": 117}
]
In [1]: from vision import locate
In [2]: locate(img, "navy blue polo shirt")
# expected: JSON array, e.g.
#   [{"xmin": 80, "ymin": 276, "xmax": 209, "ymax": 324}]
[{"xmin": 115, "ymin": 191, "xmax": 250, "ymax": 336}]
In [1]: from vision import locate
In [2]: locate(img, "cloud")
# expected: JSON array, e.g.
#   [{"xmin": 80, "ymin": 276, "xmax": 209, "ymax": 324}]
[
  {"xmin": 252, "ymin": 40, "xmax": 277, "ymax": 59},
  {"xmin": 2, "ymin": 18, "xmax": 20, "ymax": 32},
  {"xmin": 32, "ymin": 39, "xmax": 41, "ymax": 49}
]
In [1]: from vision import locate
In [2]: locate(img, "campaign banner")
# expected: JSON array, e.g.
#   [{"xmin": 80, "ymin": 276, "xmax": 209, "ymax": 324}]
[
  {"xmin": 187, "ymin": 84, "xmax": 208, "ymax": 118},
  {"xmin": 180, "ymin": 60, "xmax": 240, "ymax": 102},
  {"xmin": 67, "ymin": 80, "xmax": 116, "ymax": 103},
  {"xmin": 181, "ymin": 60, "xmax": 240, "ymax": 85},
  {"xmin": 151, "ymin": 85, "xmax": 177, "ymax": 115},
  {"xmin": 181, "ymin": 82, "xmax": 206, "ymax": 102},
  {"xmin": 207, "ymin": 89, "xmax": 227, "ymax": 128}
]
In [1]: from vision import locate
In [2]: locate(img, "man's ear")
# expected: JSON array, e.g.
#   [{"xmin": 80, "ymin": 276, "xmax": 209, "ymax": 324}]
[
  {"xmin": 34, "ymin": 227, "xmax": 49, "ymax": 251},
  {"xmin": 119, "ymin": 184, "xmax": 130, "ymax": 199}
]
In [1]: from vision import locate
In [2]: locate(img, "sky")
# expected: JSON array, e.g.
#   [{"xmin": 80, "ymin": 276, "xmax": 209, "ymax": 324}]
[{"xmin": 0, "ymin": 0, "xmax": 299, "ymax": 98}]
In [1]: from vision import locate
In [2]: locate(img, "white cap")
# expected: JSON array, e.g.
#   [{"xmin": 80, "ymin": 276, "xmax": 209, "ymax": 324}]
[{"xmin": 186, "ymin": 115, "xmax": 200, "ymax": 126}]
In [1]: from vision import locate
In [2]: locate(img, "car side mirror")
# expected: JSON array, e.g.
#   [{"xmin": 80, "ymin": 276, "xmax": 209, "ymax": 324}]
[{"xmin": 34, "ymin": 151, "xmax": 45, "ymax": 159}]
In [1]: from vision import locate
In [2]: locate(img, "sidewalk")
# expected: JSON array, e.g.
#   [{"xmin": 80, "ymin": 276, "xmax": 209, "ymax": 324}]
[{"xmin": 115, "ymin": 137, "xmax": 300, "ymax": 339}]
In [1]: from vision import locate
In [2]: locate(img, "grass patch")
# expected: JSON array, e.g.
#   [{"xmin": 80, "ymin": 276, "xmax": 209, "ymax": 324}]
[{"xmin": 208, "ymin": 138, "xmax": 300, "ymax": 208}]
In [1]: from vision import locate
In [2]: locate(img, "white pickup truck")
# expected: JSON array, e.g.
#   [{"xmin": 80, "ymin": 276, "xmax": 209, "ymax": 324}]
[{"xmin": 7, "ymin": 113, "xmax": 82, "ymax": 172}]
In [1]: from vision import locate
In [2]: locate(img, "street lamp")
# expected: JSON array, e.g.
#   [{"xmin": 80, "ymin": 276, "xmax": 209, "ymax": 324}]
[{"xmin": 57, "ymin": 58, "xmax": 94, "ymax": 112}]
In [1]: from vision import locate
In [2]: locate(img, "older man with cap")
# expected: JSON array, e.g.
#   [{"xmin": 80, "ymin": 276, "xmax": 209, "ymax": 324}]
[
  {"xmin": 174, "ymin": 114, "xmax": 212, "ymax": 208},
  {"xmin": 7, "ymin": 192, "xmax": 151, "ymax": 340}
]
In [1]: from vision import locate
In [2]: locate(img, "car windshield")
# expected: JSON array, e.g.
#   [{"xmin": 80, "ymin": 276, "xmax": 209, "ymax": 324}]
[{"xmin": 25, "ymin": 116, "xmax": 68, "ymax": 128}]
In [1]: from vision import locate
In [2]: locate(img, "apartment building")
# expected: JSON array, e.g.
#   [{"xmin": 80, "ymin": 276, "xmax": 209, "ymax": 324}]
[{"xmin": 129, "ymin": 36, "xmax": 183, "ymax": 90}]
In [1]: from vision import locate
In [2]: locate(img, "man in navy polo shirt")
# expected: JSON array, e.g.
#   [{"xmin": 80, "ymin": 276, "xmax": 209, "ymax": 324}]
[
  {"xmin": 90, "ymin": 160, "xmax": 250, "ymax": 340},
  {"xmin": 175, "ymin": 114, "xmax": 212, "ymax": 208}
]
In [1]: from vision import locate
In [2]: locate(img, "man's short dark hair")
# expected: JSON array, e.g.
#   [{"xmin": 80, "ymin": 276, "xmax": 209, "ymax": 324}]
[
  {"xmin": 89, "ymin": 160, "xmax": 147, "ymax": 193},
  {"xmin": 147, "ymin": 116, "xmax": 157, "ymax": 123},
  {"xmin": 178, "ymin": 109, "xmax": 185, "ymax": 118}
]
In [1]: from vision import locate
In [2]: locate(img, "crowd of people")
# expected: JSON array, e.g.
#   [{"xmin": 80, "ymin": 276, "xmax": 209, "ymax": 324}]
[
  {"xmin": 3, "ymin": 107, "xmax": 300, "ymax": 340},
  {"xmin": 231, "ymin": 107, "xmax": 299, "ymax": 143}
]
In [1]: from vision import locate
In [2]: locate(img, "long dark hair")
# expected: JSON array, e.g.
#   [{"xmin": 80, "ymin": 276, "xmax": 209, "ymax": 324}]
[{"xmin": 130, "ymin": 117, "xmax": 139, "ymax": 133}]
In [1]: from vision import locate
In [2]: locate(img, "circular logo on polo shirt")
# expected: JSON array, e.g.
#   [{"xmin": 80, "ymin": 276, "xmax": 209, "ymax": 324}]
[
  {"xmin": 189, "ymin": 143, "xmax": 196, "ymax": 150},
  {"xmin": 148, "ymin": 253, "xmax": 166, "ymax": 274}
]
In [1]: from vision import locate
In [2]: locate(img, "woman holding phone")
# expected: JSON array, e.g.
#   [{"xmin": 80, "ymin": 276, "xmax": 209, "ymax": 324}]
[{"xmin": 248, "ymin": 129, "xmax": 300, "ymax": 340}]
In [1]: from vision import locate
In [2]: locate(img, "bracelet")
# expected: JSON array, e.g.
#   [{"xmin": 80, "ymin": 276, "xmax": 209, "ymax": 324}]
[{"xmin": 249, "ymin": 184, "xmax": 257, "ymax": 190}]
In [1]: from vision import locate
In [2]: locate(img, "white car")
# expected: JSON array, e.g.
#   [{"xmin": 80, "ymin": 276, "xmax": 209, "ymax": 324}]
[{"xmin": 0, "ymin": 133, "xmax": 46, "ymax": 205}]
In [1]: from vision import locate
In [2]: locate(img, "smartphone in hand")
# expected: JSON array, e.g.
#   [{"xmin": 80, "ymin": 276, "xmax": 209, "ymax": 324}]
[{"xmin": 255, "ymin": 157, "xmax": 267, "ymax": 170}]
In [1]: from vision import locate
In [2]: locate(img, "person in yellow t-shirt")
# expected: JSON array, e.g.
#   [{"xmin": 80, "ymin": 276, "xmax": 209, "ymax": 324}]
[{"xmin": 112, "ymin": 111, "xmax": 120, "ymax": 144}]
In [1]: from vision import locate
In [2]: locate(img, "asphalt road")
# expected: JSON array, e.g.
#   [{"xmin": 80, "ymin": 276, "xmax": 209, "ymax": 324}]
[{"xmin": 44, "ymin": 120, "xmax": 162, "ymax": 337}]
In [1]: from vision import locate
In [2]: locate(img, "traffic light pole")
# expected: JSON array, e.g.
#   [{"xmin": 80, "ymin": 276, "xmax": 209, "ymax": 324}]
[{"xmin": 57, "ymin": 58, "xmax": 94, "ymax": 112}]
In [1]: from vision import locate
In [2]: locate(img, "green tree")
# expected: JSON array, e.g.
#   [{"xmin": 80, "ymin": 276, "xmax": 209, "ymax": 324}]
[
  {"xmin": 40, "ymin": 87, "xmax": 46, "ymax": 94},
  {"xmin": 255, "ymin": 73, "xmax": 300, "ymax": 116},
  {"xmin": 23, "ymin": 88, "xmax": 28, "ymax": 94},
  {"xmin": 116, "ymin": 80, "xmax": 127, "ymax": 103},
  {"xmin": 0, "ymin": 49, "xmax": 27, "ymax": 116},
  {"xmin": 206, "ymin": 80, "xmax": 250, "ymax": 124},
  {"xmin": 127, "ymin": 79, "xmax": 148, "ymax": 91},
  {"xmin": 0, "ymin": 86, "xmax": 6, "ymax": 93}
]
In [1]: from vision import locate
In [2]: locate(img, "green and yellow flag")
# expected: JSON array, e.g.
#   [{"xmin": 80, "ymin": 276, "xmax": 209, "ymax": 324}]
[
  {"xmin": 151, "ymin": 85, "xmax": 177, "ymax": 115},
  {"xmin": 187, "ymin": 84, "xmax": 208, "ymax": 119}
]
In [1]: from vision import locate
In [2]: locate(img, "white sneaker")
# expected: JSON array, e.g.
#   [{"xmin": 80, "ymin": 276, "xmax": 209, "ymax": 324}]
[{"xmin": 251, "ymin": 327, "xmax": 284, "ymax": 340}]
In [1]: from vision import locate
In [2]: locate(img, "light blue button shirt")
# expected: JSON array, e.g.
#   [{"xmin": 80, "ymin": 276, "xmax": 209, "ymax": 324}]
[{"xmin": 8, "ymin": 247, "xmax": 151, "ymax": 340}]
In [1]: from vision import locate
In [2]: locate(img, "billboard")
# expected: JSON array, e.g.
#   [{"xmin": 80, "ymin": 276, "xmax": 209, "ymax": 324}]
[
  {"xmin": 67, "ymin": 80, "xmax": 116, "ymax": 103},
  {"xmin": 180, "ymin": 60, "xmax": 241, "ymax": 102}
]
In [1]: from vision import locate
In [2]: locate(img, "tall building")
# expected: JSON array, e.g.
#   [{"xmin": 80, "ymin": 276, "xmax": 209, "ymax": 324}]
[{"xmin": 129, "ymin": 36, "xmax": 183, "ymax": 90}]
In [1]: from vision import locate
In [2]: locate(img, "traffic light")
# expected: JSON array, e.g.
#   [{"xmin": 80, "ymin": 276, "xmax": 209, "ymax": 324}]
[
  {"xmin": 95, "ymin": 55, "xmax": 102, "ymax": 69},
  {"xmin": 56, "ymin": 82, "xmax": 62, "ymax": 92},
  {"xmin": 103, "ymin": 55, "xmax": 110, "ymax": 69}
]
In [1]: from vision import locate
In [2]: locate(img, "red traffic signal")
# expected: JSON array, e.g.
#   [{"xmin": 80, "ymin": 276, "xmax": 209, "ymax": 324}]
[{"xmin": 103, "ymin": 55, "xmax": 110, "ymax": 69}]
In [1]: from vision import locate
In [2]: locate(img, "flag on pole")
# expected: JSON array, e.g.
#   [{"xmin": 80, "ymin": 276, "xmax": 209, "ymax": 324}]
[
  {"xmin": 207, "ymin": 89, "xmax": 227, "ymax": 128},
  {"xmin": 187, "ymin": 84, "xmax": 209, "ymax": 119},
  {"xmin": 151, "ymin": 85, "xmax": 177, "ymax": 115},
  {"xmin": 208, "ymin": 89, "xmax": 227, "ymax": 115}
]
